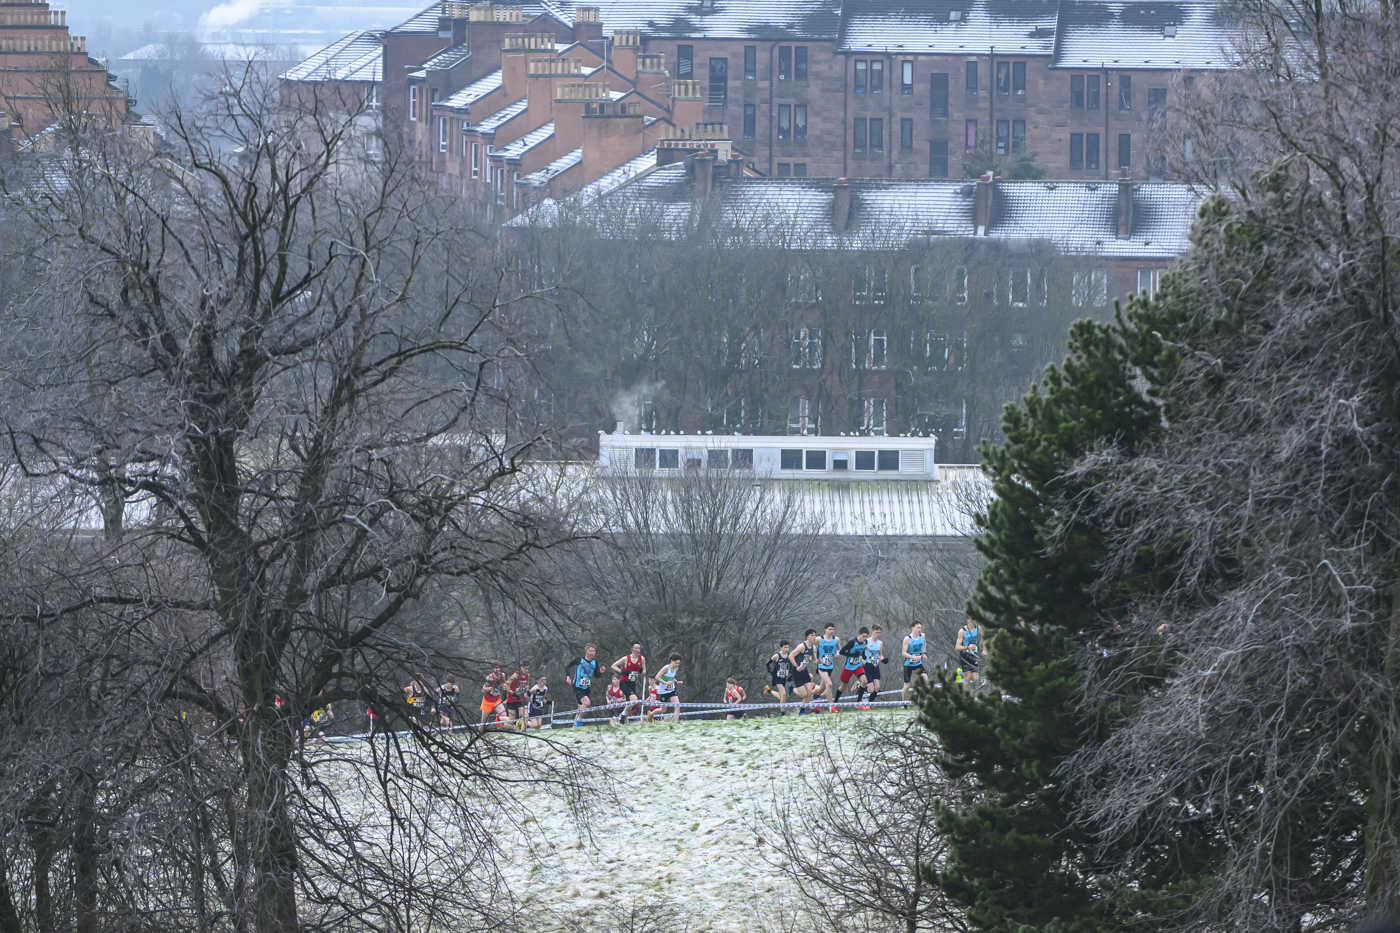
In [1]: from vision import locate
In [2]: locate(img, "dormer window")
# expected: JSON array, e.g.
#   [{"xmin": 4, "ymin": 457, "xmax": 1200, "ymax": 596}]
[{"xmin": 949, "ymin": 10, "xmax": 963, "ymax": 21}]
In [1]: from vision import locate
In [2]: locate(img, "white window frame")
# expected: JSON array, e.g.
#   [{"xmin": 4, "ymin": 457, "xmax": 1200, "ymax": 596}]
[
  {"xmin": 791, "ymin": 326, "xmax": 821, "ymax": 369},
  {"xmin": 439, "ymin": 116, "xmax": 448, "ymax": 152},
  {"xmin": 1137, "ymin": 267, "xmax": 1158, "ymax": 297},
  {"xmin": 1010, "ymin": 268, "xmax": 1030, "ymax": 306},
  {"xmin": 1073, "ymin": 268, "xmax": 1109, "ymax": 307},
  {"xmin": 862, "ymin": 398, "xmax": 887, "ymax": 436},
  {"xmin": 471, "ymin": 143, "xmax": 479, "ymax": 178},
  {"xmin": 408, "ymin": 85, "xmax": 418, "ymax": 121},
  {"xmin": 513, "ymin": 170, "xmax": 521, "ymax": 210},
  {"xmin": 787, "ymin": 396, "xmax": 813, "ymax": 436},
  {"xmin": 952, "ymin": 266, "xmax": 968, "ymax": 304}
]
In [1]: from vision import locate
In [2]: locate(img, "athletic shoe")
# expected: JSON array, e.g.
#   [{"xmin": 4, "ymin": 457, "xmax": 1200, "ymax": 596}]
[{"xmin": 857, "ymin": 703, "xmax": 870, "ymax": 711}]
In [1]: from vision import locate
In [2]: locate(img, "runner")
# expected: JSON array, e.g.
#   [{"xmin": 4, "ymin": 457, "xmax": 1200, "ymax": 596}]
[
  {"xmin": 788, "ymin": 629, "xmax": 822, "ymax": 714},
  {"xmin": 611, "ymin": 643, "xmax": 646, "ymax": 722},
  {"xmin": 858, "ymin": 624, "xmax": 887, "ymax": 710},
  {"xmin": 525, "ymin": 674, "xmax": 549, "ymax": 731},
  {"xmin": 436, "ymin": 678, "xmax": 460, "ymax": 730},
  {"xmin": 479, "ymin": 663, "xmax": 506, "ymax": 729},
  {"xmin": 644, "ymin": 680, "xmax": 663, "ymax": 722},
  {"xmin": 815, "ymin": 624, "xmax": 839, "ymax": 711},
  {"xmin": 567, "ymin": 644, "xmax": 599, "ymax": 727},
  {"xmin": 764, "ymin": 640, "xmax": 792, "ymax": 712},
  {"xmin": 404, "ymin": 674, "xmax": 433, "ymax": 727},
  {"xmin": 653, "ymin": 653, "xmax": 683, "ymax": 723},
  {"xmin": 302, "ymin": 696, "xmax": 333, "ymax": 742},
  {"xmin": 901, "ymin": 621, "xmax": 929, "ymax": 703},
  {"xmin": 832, "ymin": 627, "xmax": 871, "ymax": 710},
  {"xmin": 605, "ymin": 674, "xmax": 627, "ymax": 724},
  {"xmin": 956, "ymin": 616, "xmax": 987, "ymax": 690},
  {"xmin": 504, "ymin": 663, "xmax": 530, "ymax": 727},
  {"xmin": 723, "ymin": 678, "xmax": 747, "ymax": 720}
]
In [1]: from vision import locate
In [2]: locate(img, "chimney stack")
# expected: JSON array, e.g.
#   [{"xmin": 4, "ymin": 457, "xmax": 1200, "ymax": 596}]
[
  {"xmin": 832, "ymin": 177, "xmax": 851, "ymax": 232},
  {"xmin": 974, "ymin": 172, "xmax": 993, "ymax": 235},
  {"xmin": 573, "ymin": 5, "xmax": 603, "ymax": 48},
  {"xmin": 694, "ymin": 150, "xmax": 715, "ymax": 200},
  {"xmin": 1116, "ymin": 167, "xmax": 1133, "ymax": 239}
]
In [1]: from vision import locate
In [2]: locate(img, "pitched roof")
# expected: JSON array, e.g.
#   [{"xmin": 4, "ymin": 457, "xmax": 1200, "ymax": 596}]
[
  {"xmin": 554, "ymin": 0, "xmax": 843, "ymax": 39},
  {"xmin": 470, "ymin": 96, "xmax": 529, "ymax": 134},
  {"xmin": 280, "ymin": 31, "xmax": 385, "ymax": 82},
  {"xmin": 841, "ymin": 0, "xmax": 1059, "ymax": 54},
  {"xmin": 437, "ymin": 69, "xmax": 504, "ymax": 110},
  {"xmin": 521, "ymin": 146, "xmax": 584, "ymax": 187},
  {"xmin": 491, "ymin": 120, "xmax": 556, "ymax": 160},
  {"xmin": 421, "ymin": 41, "xmax": 473, "ymax": 70},
  {"xmin": 521, "ymin": 168, "xmax": 1200, "ymax": 259},
  {"xmin": 1053, "ymin": 0, "xmax": 1238, "ymax": 69},
  {"xmin": 389, "ymin": 1, "xmax": 555, "ymax": 33}
]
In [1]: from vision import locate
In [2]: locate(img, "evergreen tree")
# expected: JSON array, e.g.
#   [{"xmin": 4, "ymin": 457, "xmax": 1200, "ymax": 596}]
[{"xmin": 918, "ymin": 296, "xmax": 1184, "ymax": 932}]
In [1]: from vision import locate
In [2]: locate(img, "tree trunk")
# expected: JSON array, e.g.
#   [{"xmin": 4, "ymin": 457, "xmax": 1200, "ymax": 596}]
[
  {"xmin": 24, "ymin": 789, "xmax": 56, "ymax": 933},
  {"xmin": 0, "ymin": 851, "xmax": 22, "ymax": 933},
  {"xmin": 72, "ymin": 771, "xmax": 100, "ymax": 933},
  {"xmin": 244, "ymin": 710, "xmax": 299, "ymax": 933}
]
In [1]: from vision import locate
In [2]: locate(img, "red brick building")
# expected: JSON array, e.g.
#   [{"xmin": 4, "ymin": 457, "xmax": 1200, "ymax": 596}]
[{"xmin": 0, "ymin": 0, "xmax": 129, "ymax": 145}]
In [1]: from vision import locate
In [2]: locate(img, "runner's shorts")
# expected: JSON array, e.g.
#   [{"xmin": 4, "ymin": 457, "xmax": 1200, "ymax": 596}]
[{"xmin": 903, "ymin": 664, "xmax": 924, "ymax": 684}]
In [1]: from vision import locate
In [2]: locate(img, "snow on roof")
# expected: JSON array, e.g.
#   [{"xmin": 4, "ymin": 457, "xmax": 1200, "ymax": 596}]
[
  {"xmin": 437, "ymin": 69, "xmax": 504, "ymax": 110},
  {"xmin": 389, "ymin": 1, "xmax": 554, "ymax": 33},
  {"xmin": 421, "ymin": 41, "xmax": 472, "ymax": 70},
  {"xmin": 541, "ymin": 0, "xmax": 843, "ymax": 39},
  {"xmin": 491, "ymin": 120, "xmax": 555, "ymax": 160},
  {"xmin": 523, "ymin": 169, "xmax": 1201, "ymax": 259},
  {"xmin": 1053, "ymin": 0, "xmax": 1238, "ymax": 69},
  {"xmin": 471, "ymin": 96, "xmax": 528, "ymax": 133},
  {"xmin": 841, "ymin": 0, "xmax": 1058, "ymax": 54},
  {"xmin": 521, "ymin": 147, "xmax": 583, "ymax": 186},
  {"xmin": 577, "ymin": 146, "xmax": 661, "ymax": 198},
  {"xmin": 279, "ymin": 31, "xmax": 384, "ymax": 82}
]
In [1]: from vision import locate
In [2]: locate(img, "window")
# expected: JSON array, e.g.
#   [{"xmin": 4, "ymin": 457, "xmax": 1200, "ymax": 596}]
[
  {"xmin": 791, "ymin": 326, "xmax": 822, "ymax": 368},
  {"xmin": 795, "ymin": 47, "xmax": 807, "ymax": 81},
  {"xmin": 743, "ymin": 103, "xmax": 756, "ymax": 139},
  {"xmin": 787, "ymin": 266, "xmax": 819, "ymax": 303},
  {"xmin": 930, "ymin": 139, "xmax": 949, "ymax": 177},
  {"xmin": 1137, "ymin": 267, "xmax": 1158, "ymax": 297},
  {"xmin": 854, "ymin": 450, "xmax": 876, "ymax": 470},
  {"xmin": 805, "ymin": 449, "xmax": 827, "ymax": 470},
  {"xmin": 1013, "ymin": 61, "xmax": 1026, "ymax": 95},
  {"xmin": 439, "ymin": 116, "xmax": 447, "ymax": 152},
  {"xmin": 1071, "ymin": 74, "xmax": 1084, "ymax": 109},
  {"xmin": 778, "ymin": 46, "xmax": 791, "ymax": 80},
  {"xmin": 1086, "ymin": 132, "xmax": 1100, "ymax": 170},
  {"xmin": 794, "ymin": 105, "xmax": 807, "ymax": 140},
  {"xmin": 778, "ymin": 162, "xmax": 791, "ymax": 177},
  {"xmin": 877, "ymin": 448, "xmax": 899, "ymax": 469},
  {"xmin": 678, "ymin": 45, "xmax": 693, "ymax": 78},
  {"xmin": 996, "ymin": 119, "xmax": 1009, "ymax": 155},
  {"xmin": 862, "ymin": 399, "xmax": 888, "ymax": 436},
  {"xmin": 870, "ymin": 328, "xmax": 887, "ymax": 368},
  {"xmin": 996, "ymin": 61, "xmax": 1010, "ymax": 95},
  {"xmin": 512, "ymin": 170, "xmax": 520, "ymax": 209},
  {"xmin": 832, "ymin": 451, "xmax": 849, "ymax": 470},
  {"xmin": 706, "ymin": 449, "xmax": 728, "ymax": 469},
  {"xmin": 658, "ymin": 448, "xmax": 680, "ymax": 469},
  {"xmin": 952, "ymin": 266, "xmax": 968, "ymax": 304},
  {"xmin": 965, "ymin": 119, "xmax": 977, "ymax": 151},
  {"xmin": 901, "ymin": 118, "xmax": 913, "ymax": 153},
  {"xmin": 786, "ymin": 397, "xmax": 816, "ymax": 435},
  {"xmin": 870, "ymin": 118, "xmax": 884, "ymax": 153},
  {"xmin": 854, "ymin": 118, "xmax": 867, "ymax": 153},
  {"xmin": 853, "ymin": 266, "xmax": 888, "ymax": 303},
  {"xmin": 1010, "ymin": 268, "xmax": 1030, "ymax": 306},
  {"xmin": 744, "ymin": 45, "xmax": 757, "ymax": 80},
  {"xmin": 1012, "ymin": 119, "xmax": 1025, "ymax": 154},
  {"xmin": 635, "ymin": 448, "xmax": 656, "ymax": 469},
  {"xmin": 708, "ymin": 57, "xmax": 728, "ymax": 104},
  {"xmin": 471, "ymin": 142, "xmax": 479, "ymax": 178},
  {"xmin": 1087, "ymin": 74, "xmax": 1100, "ymax": 109},
  {"xmin": 781, "ymin": 448, "xmax": 803, "ymax": 468},
  {"xmin": 926, "ymin": 330, "xmax": 966, "ymax": 371},
  {"xmin": 731, "ymin": 448, "xmax": 754, "ymax": 469},
  {"xmin": 778, "ymin": 105, "xmax": 791, "ymax": 141},
  {"xmin": 965, "ymin": 60, "xmax": 978, "ymax": 94},
  {"xmin": 1118, "ymin": 133, "xmax": 1131, "ymax": 168},
  {"xmin": 1119, "ymin": 74, "xmax": 1132, "ymax": 110},
  {"xmin": 870, "ymin": 60, "xmax": 884, "ymax": 94},
  {"xmin": 1070, "ymin": 133, "xmax": 1084, "ymax": 170},
  {"xmin": 793, "ymin": 162, "xmax": 807, "ymax": 177},
  {"xmin": 408, "ymin": 84, "xmax": 418, "ymax": 121},
  {"xmin": 1148, "ymin": 87, "xmax": 1167, "ymax": 127},
  {"xmin": 855, "ymin": 60, "xmax": 868, "ymax": 93},
  {"xmin": 931, "ymin": 72, "xmax": 949, "ymax": 117},
  {"xmin": 901, "ymin": 60, "xmax": 914, "ymax": 94},
  {"xmin": 1072, "ymin": 268, "xmax": 1109, "ymax": 307}
]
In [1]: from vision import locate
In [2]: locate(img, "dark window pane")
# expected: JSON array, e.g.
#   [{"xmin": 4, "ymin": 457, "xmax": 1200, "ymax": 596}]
[
  {"xmin": 965, "ymin": 60, "xmax": 977, "ymax": 93},
  {"xmin": 795, "ymin": 46, "xmax": 807, "ymax": 81},
  {"xmin": 901, "ymin": 59, "xmax": 913, "ymax": 93},
  {"xmin": 794, "ymin": 104, "xmax": 807, "ymax": 140},
  {"xmin": 855, "ymin": 60, "xmax": 867, "ymax": 93},
  {"xmin": 708, "ymin": 57, "xmax": 728, "ymax": 104},
  {"xmin": 996, "ymin": 119, "xmax": 1009, "ymax": 155},
  {"xmin": 805, "ymin": 449, "xmax": 826, "ymax": 470},
  {"xmin": 930, "ymin": 72, "xmax": 949, "ymax": 117},
  {"xmin": 854, "ymin": 117, "xmax": 867, "ymax": 153},
  {"xmin": 731, "ymin": 449, "xmax": 753, "ymax": 469},
  {"xmin": 1148, "ymin": 87, "xmax": 1167, "ymax": 128},
  {"xmin": 855, "ymin": 450, "xmax": 876, "ymax": 470},
  {"xmin": 635, "ymin": 448, "xmax": 656, "ymax": 469},
  {"xmin": 744, "ymin": 45, "xmax": 756, "ymax": 80},
  {"xmin": 1119, "ymin": 74, "xmax": 1132, "ymax": 109},
  {"xmin": 996, "ymin": 61, "xmax": 1010, "ymax": 95},
  {"xmin": 1087, "ymin": 74, "xmax": 1100, "ymax": 109},
  {"xmin": 780, "ymin": 449, "xmax": 803, "ymax": 470},
  {"xmin": 1086, "ymin": 132, "xmax": 1099, "ymax": 169},
  {"xmin": 778, "ymin": 162, "xmax": 790, "ymax": 176},
  {"xmin": 778, "ymin": 104, "xmax": 791, "ymax": 140},
  {"xmin": 930, "ymin": 139, "xmax": 948, "ymax": 176},
  {"xmin": 870, "ymin": 118, "xmax": 883, "ymax": 153},
  {"xmin": 901, "ymin": 117, "xmax": 913, "ymax": 152},
  {"xmin": 832, "ymin": 452, "xmax": 849, "ymax": 470},
  {"xmin": 793, "ymin": 162, "xmax": 807, "ymax": 176},
  {"xmin": 871, "ymin": 60, "xmax": 883, "ymax": 93},
  {"xmin": 778, "ymin": 46, "xmax": 791, "ymax": 80},
  {"xmin": 1012, "ymin": 60, "xmax": 1025, "ymax": 95},
  {"xmin": 658, "ymin": 448, "xmax": 679, "ymax": 469},
  {"xmin": 877, "ymin": 450, "xmax": 900, "ymax": 471},
  {"xmin": 1119, "ymin": 132, "xmax": 1131, "ymax": 167},
  {"xmin": 743, "ymin": 103, "xmax": 756, "ymax": 139},
  {"xmin": 1071, "ymin": 74, "xmax": 1084, "ymax": 108},
  {"xmin": 678, "ymin": 45, "xmax": 693, "ymax": 78},
  {"xmin": 965, "ymin": 119, "xmax": 976, "ymax": 150},
  {"xmin": 707, "ymin": 449, "xmax": 728, "ymax": 468},
  {"xmin": 1070, "ymin": 133, "xmax": 1084, "ymax": 170},
  {"xmin": 1012, "ymin": 119, "xmax": 1025, "ymax": 154}
]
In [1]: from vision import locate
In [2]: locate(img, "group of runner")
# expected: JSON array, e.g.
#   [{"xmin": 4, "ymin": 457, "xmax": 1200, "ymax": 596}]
[{"xmin": 389, "ymin": 617, "xmax": 988, "ymax": 734}]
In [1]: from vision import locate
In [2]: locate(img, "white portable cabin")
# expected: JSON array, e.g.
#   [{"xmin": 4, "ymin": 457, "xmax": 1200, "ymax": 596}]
[{"xmin": 597, "ymin": 431, "xmax": 940, "ymax": 480}]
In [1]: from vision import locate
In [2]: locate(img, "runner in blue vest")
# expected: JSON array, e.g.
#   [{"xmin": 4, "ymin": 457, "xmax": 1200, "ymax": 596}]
[
  {"xmin": 833, "ymin": 627, "xmax": 871, "ymax": 711},
  {"xmin": 856, "ymin": 624, "xmax": 887, "ymax": 709},
  {"xmin": 567, "ymin": 644, "xmax": 598, "ymax": 727},
  {"xmin": 956, "ymin": 617, "xmax": 987, "ymax": 691},
  {"xmin": 815, "ymin": 624, "xmax": 839, "ymax": 711},
  {"xmin": 901, "ymin": 621, "xmax": 929, "ymax": 704}
]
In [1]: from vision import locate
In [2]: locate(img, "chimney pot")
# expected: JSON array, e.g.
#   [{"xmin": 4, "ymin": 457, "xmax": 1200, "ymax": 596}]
[
  {"xmin": 694, "ymin": 150, "xmax": 715, "ymax": 200},
  {"xmin": 974, "ymin": 174, "xmax": 994, "ymax": 234},
  {"xmin": 1116, "ymin": 169, "xmax": 1133, "ymax": 238},
  {"xmin": 616, "ymin": 421, "xmax": 626, "ymax": 434},
  {"xmin": 832, "ymin": 178, "xmax": 852, "ymax": 233}
]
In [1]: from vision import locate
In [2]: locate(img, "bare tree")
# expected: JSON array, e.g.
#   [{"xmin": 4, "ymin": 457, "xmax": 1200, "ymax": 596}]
[
  {"xmin": 765, "ymin": 718, "xmax": 972, "ymax": 933},
  {"xmin": 0, "ymin": 67, "xmax": 595, "ymax": 933}
]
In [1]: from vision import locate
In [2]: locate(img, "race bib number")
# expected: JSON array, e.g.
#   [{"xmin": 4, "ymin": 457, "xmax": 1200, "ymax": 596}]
[{"xmin": 577, "ymin": 676, "xmax": 591, "ymax": 689}]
